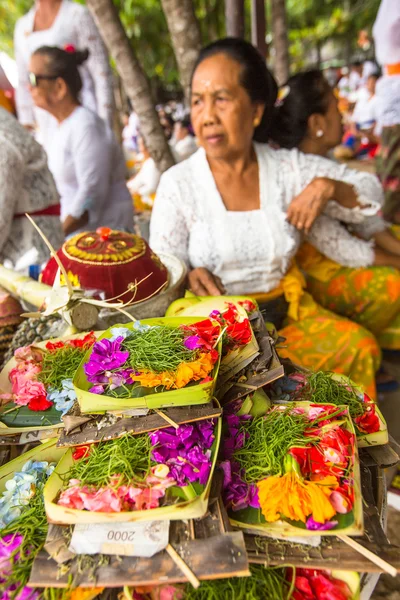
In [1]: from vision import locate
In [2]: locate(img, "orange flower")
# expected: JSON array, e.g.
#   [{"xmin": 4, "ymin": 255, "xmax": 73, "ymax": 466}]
[
  {"xmin": 257, "ymin": 473, "xmax": 338, "ymax": 524},
  {"xmin": 131, "ymin": 352, "xmax": 215, "ymax": 390},
  {"xmin": 69, "ymin": 588, "xmax": 104, "ymax": 600}
]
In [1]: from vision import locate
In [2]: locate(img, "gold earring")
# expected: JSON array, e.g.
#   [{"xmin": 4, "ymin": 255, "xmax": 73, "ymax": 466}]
[{"xmin": 253, "ymin": 117, "xmax": 260, "ymax": 127}]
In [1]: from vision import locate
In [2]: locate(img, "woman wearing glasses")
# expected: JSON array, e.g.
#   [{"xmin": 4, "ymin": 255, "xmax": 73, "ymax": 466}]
[
  {"xmin": 28, "ymin": 46, "xmax": 134, "ymax": 236},
  {"xmin": 14, "ymin": 0, "xmax": 113, "ymax": 151}
]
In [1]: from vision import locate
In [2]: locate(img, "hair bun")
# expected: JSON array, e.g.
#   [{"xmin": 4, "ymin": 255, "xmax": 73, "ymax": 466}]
[{"xmin": 74, "ymin": 48, "xmax": 90, "ymax": 66}]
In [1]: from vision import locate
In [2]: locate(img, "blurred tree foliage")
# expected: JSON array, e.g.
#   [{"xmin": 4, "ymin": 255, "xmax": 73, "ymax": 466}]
[
  {"xmin": 0, "ymin": 0, "xmax": 381, "ymax": 89},
  {"xmin": 286, "ymin": 0, "xmax": 381, "ymax": 71}
]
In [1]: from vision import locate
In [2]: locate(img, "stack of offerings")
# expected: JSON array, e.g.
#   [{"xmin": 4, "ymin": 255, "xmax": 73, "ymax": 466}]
[{"xmin": 0, "ymin": 296, "xmax": 395, "ymax": 599}]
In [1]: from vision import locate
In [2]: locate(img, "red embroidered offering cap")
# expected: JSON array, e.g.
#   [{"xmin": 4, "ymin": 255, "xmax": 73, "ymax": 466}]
[{"xmin": 41, "ymin": 228, "xmax": 169, "ymax": 303}]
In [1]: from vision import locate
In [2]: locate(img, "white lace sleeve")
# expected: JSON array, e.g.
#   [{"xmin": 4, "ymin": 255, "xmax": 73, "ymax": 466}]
[
  {"xmin": 150, "ymin": 173, "xmax": 190, "ymax": 266},
  {"xmin": 76, "ymin": 9, "xmax": 114, "ymax": 126},
  {"xmin": 293, "ymin": 150, "xmax": 383, "ymax": 223},
  {"xmin": 350, "ymin": 215, "xmax": 388, "ymax": 239},
  {"xmin": 306, "ymin": 214, "xmax": 375, "ymax": 268},
  {"xmin": 0, "ymin": 136, "xmax": 22, "ymax": 253},
  {"xmin": 14, "ymin": 19, "xmax": 35, "ymax": 126}
]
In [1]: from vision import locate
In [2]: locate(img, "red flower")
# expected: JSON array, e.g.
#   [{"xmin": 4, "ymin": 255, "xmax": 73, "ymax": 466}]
[
  {"xmin": 46, "ymin": 340, "xmax": 65, "ymax": 351},
  {"xmin": 72, "ymin": 445, "xmax": 91, "ymax": 461},
  {"xmin": 182, "ymin": 319, "xmax": 220, "ymax": 347},
  {"xmin": 354, "ymin": 403, "xmax": 380, "ymax": 434},
  {"xmin": 28, "ymin": 395, "xmax": 53, "ymax": 411},
  {"xmin": 238, "ymin": 299, "xmax": 257, "ymax": 314},
  {"xmin": 68, "ymin": 331, "xmax": 96, "ymax": 349},
  {"xmin": 290, "ymin": 569, "xmax": 352, "ymax": 600},
  {"xmin": 221, "ymin": 303, "xmax": 238, "ymax": 324},
  {"xmin": 226, "ymin": 319, "xmax": 252, "ymax": 345}
]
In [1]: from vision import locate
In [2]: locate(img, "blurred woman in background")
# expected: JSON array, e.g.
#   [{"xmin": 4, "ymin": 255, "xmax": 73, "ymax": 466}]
[
  {"xmin": 29, "ymin": 46, "xmax": 133, "ymax": 236},
  {"xmin": 14, "ymin": 0, "xmax": 113, "ymax": 150}
]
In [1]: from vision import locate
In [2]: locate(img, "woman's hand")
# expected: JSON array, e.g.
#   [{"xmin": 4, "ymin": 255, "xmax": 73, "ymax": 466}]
[
  {"xmin": 188, "ymin": 268, "xmax": 225, "ymax": 296},
  {"xmin": 62, "ymin": 212, "xmax": 89, "ymax": 236},
  {"xmin": 287, "ymin": 177, "xmax": 335, "ymax": 234}
]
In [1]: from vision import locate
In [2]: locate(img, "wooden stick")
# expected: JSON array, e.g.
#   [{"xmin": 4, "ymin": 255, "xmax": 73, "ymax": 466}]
[
  {"xmin": 166, "ymin": 543, "xmax": 200, "ymax": 588},
  {"xmin": 337, "ymin": 534, "xmax": 397, "ymax": 577},
  {"xmin": 154, "ymin": 409, "xmax": 179, "ymax": 429}
]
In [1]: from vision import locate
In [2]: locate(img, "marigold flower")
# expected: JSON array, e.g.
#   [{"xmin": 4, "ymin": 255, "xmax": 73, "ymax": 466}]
[{"xmin": 257, "ymin": 471, "xmax": 338, "ymax": 524}]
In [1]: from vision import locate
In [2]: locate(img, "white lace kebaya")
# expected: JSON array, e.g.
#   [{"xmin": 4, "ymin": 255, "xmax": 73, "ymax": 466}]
[{"xmin": 150, "ymin": 144, "xmax": 382, "ymax": 295}]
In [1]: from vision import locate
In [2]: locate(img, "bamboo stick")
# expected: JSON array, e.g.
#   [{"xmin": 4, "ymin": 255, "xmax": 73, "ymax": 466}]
[
  {"xmin": 166, "ymin": 543, "xmax": 200, "ymax": 588},
  {"xmin": 154, "ymin": 409, "xmax": 179, "ymax": 429},
  {"xmin": 0, "ymin": 265, "xmax": 50, "ymax": 308},
  {"xmin": 337, "ymin": 534, "xmax": 397, "ymax": 577}
]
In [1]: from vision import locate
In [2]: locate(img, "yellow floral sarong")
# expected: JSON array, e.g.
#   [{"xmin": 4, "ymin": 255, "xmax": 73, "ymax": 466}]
[
  {"xmin": 297, "ymin": 241, "xmax": 400, "ymax": 353},
  {"xmin": 253, "ymin": 262, "xmax": 381, "ymax": 400}
]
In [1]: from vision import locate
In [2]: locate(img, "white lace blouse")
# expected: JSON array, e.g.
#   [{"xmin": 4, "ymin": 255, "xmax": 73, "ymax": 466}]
[
  {"xmin": 0, "ymin": 108, "xmax": 64, "ymax": 269},
  {"xmin": 14, "ymin": 0, "xmax": 113, "ymax": 150},
  {"xmin": 373, "ymin": 0, "xmax": 400, "ymax": 127},
  {"xmin": 150, "ymin": 144, "xmax": 382, "ymax": 295}
]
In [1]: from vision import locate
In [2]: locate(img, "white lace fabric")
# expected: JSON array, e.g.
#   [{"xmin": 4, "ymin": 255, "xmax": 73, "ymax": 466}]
[
  {"xmin": 0, "ymin": 108, "xmax": 64, "ymax": 267},
  {"xmin": 14, "ymin": 0, "xmax": 113, "ymax": 145},
  {"xmin": 150, "ymin": 144, "xmax": 383, "ymax": 294}
]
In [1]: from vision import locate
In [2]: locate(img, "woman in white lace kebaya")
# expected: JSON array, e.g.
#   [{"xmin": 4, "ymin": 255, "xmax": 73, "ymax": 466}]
[
  {"xmin": 14, "ymin": 0, "xmax": 113, "ymax": 152},
  {"xmin": 150, "ymin": 38, "xmax": 383, "ymax": 398},
  {"xmin": 0, "ymin": 107, "xmax": 63, "ymax": 267},
  {"xmin": 373, "ymin": 0, "xmax": 400, "ymax": 222},
  {"xmin": 270, "ymin": 69, "xmax": 400, "ymax": 358},
  {"xmin": 29, "ymin": 46, "xmax": 133, "ymax": 237}
]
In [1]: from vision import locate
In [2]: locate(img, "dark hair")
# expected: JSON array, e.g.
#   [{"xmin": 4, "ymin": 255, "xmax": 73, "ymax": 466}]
[
  {"xmin": 177, "ymin": 117, "xmax": 191, "ymax": 129},
  {"xmin": 32, "ymin": 46, "xmax": 89, "ymax": 102},
  {"xmin": 269, "ymin": 70, "xmax": 331, "ymax": 149},
  {"xmin": 191, "ymin": 37, "xmax": 278, "ymax": 143},
  {"xmin": 160, "ymin": 114, "xmax": 174, "ymax": 128}
]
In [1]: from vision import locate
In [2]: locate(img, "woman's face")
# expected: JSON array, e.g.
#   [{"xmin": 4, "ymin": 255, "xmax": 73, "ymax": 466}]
[
  {"xmin": 28, "ymin": 53, "xmax": 65, "ymax": 111},
  {"xmin": 191, "ymin": 53, "xmax": 264, "ymax": 160},
  {"xmin": 322, "ymin": 91, "xmax": 343, "ymax": 150}
]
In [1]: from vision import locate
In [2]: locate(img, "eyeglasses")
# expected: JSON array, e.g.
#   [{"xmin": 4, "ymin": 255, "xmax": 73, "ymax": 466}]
[{"xmin": 28, "ymin": 72, "xmax": 59, "ymax": 87}]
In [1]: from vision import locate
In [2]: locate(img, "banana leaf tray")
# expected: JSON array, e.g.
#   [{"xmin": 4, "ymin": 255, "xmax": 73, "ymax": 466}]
[
  {"xmin": 44, "ymin": 415, "xmax": 221, "ymax": 525},
  {"xmin": 73, "ymin": 317, "xmax": 222, "ymax": 414}
]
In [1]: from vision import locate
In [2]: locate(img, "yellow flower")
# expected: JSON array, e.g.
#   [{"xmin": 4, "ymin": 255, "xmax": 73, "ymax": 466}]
[
  {"xmin": 131, "ymin": 352, "xmax": 214, "ymax": 390},
  {"xmin": 257, "ymin": 473, "xmax": 338, "ymax": 524}
]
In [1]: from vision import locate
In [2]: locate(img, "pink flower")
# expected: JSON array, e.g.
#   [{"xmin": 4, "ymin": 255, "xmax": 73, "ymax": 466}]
[
  {"xmin": 14, "ymin": 380, "xmax": 47, "ymax": 407},
  {"xmin": 14, "ymin": 346, "xmax": 43, "ymax": 364},
  {"xmin": 330, "ymin": 490, "xmax": 351, "ymax": 514},
  {"xmin": 9, "ymin": 363, "xmax": 41, "ymax": 394},
  {"xmin": 134, "ymin": 487, "xmax": 166, "ymax": 510},
  {"xmin": 308, "ymin": 405, "xmax": 328, "ymax": 420},
  {"xmin": 58, "ymin": 481, "xmax": 122, "ymax": 512}
]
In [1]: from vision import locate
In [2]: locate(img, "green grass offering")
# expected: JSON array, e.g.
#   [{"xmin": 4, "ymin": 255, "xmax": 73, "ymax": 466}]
[
  {"xmin": 63, "ymin": 434, "xmax": 152, "ymax": 488},
  {"xmin": 123, "ymin": 326, "xmax": 196, "ymax": 373},
  {"xmin": 1, "ymin": 486, "xmax": 48, "ymax": 595},
  {"xmin": 184, "ymin": 565, "xmax": 294, "ymax": 599},
  {"xmin": 234, "ymin": 406, "xmax": 315, "ymax": 482},
  {"xmin": 296, "ymin": 372, "xmax": 364, "ymax": 419},
  {"xmin": 38, "ymin": 345, "xmax": 87, "ymax": 390}
]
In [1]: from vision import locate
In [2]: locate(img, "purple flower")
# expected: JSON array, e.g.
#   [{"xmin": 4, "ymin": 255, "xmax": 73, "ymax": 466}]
[
  {"xmin": 150, "ymin": 429, "xmax": 181, "ymax": 450},
  {"xmin": 16, "ymin": 587, "xmax": 40, "ymax": 600},
  {"xmin": 209, "ymin": 310, "xmax": 221, "ymax": 319},
  {"xmin": 306, "ymin": 517, "xmax": 339, "ymax": 531},
  {"xmin": 84, "ymin": 337, "xmax": 129, "ymax": 382},
  {"xmin": 184, "ymin": 335, "xmax": 203, "ymax": 350},
  {"xmin": 220, "ymin": 461, "xmax": 260, "ymax": 511},
  {"xmin": 1, "ymin": 585, "xmax": 39, "ymax": 600},
  {"xmin": 89, "ymin": 384, "xmax": 105, "ymax": 395},
  {"xmin": 197, "ymin": 420, "xmax": 215, "ymax": 448},
  {"xmin": 0, "ymin": 534, "xmax": 23, "ymax": 575},
  {"xmin": 149, "ymin": 421, "xmax": 215, "ymax": 487}
]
